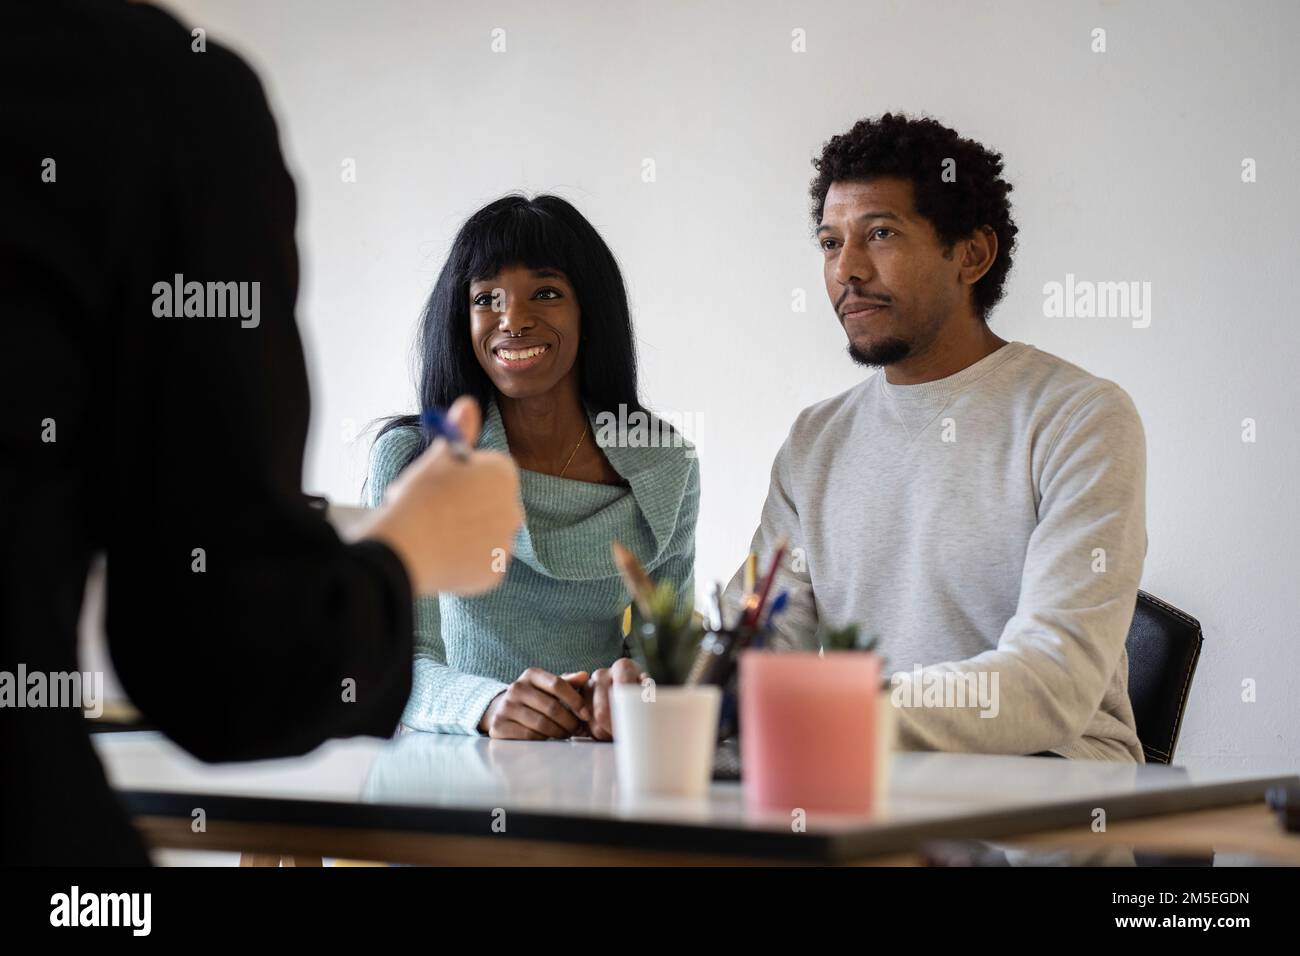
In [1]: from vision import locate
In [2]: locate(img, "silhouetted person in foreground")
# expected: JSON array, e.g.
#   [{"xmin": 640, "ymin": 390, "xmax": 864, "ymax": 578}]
[{"xmin": 0, "ymin": 0, "xmax": 522, "ymax": 865}]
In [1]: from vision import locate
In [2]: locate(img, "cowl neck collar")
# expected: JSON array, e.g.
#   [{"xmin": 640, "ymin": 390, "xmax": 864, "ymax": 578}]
[{"xmin": 478, "ymin": 397, "xmax": 692, "ymax": 580}]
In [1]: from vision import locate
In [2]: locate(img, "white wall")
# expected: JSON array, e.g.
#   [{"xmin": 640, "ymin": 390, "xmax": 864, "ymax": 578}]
[{"xmin": 159, "ymin": 0, "xmax": 1299, "ymax": 772}]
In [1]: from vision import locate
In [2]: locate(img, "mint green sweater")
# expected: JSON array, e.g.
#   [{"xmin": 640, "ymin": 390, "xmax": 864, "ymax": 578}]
[{"xmin": 366, "ymin": 398, "xmax": 699, "ymax": 734}]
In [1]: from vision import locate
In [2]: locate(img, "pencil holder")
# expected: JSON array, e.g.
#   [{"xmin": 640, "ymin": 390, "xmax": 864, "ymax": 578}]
[{"xmin": 685, "ymin": 626, "xmax": 753, "ymax": 741}]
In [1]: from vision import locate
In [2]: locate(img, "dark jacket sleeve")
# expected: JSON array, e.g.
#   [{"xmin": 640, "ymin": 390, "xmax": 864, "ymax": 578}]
[{"xmin": 103, "ymin": 22, "xmax": 413, "ymax": 762}]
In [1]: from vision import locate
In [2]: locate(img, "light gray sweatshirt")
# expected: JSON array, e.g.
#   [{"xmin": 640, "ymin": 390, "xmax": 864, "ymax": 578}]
[{"xmin": 726, "ymin": 341, "xmax": 1147, "ymax": 761}]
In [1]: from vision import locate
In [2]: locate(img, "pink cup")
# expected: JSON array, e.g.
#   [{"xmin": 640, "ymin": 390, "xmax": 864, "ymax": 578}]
[{"xmin": 739, "ymin": 650, "xmax": 880, "ymax": 814}]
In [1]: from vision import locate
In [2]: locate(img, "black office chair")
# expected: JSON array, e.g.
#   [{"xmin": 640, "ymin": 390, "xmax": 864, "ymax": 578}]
[{"xmin": 1125, "ymin": 590, "xmax": 1204, "ymax": 764}]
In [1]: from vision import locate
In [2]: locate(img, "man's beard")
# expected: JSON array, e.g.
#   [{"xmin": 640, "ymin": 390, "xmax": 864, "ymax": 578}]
[{"xmin": 847, "ymin": 335, "xmax": 912, "ymax": 368}]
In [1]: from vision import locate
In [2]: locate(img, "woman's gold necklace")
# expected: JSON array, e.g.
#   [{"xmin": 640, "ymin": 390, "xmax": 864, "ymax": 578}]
[{"xmin": 557, "ymin": 424, "xmax": 588, "ymax": 478}]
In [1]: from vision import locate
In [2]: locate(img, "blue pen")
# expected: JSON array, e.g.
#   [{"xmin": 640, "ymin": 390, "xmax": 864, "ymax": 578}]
[
  {"xmin": 761, "ymin": 590, "xmax": 789, "ymax": 632},
  {"xmin": 420, "ymin": 407, "xmax": 470, "ymax": 461},
  {"xmin": 747, "ymin": 591, "xmax": 789, "ymax": 651}
]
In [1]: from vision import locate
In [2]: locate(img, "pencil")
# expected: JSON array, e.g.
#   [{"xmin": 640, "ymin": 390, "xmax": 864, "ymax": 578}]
[
  {"xmin": 743, "ymin": 552, "xmax": 757, "ymax": 595},
  {"xmin": 742, "ymin": 537, "xmax": 788, "ymax": 630}
]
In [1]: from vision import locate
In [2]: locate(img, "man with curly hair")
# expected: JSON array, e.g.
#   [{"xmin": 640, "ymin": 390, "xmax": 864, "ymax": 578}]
[{"xmin": 727, "ymin": 113, "xmax": 1148, "ymax": 761}]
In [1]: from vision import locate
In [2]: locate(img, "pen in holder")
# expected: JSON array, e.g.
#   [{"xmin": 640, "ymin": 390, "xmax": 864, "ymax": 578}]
[{"xmin": 684, "ymin": 571, "xmax": 789, "ymax": 746}]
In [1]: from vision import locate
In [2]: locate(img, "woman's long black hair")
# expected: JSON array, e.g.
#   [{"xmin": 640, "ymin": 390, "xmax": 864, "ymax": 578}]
[{"xmin": 376, "ymin": 194, "xmax": 643, "ymax": 454}]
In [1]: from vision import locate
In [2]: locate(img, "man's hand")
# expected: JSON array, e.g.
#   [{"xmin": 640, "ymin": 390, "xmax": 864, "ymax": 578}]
[
  {"xmin": 478, "ymin": 668, "xmax": 591, "ymax": 740},
  {"xmin": 582, "ymin": 657, "xmax": 645, "ymax": 741}
]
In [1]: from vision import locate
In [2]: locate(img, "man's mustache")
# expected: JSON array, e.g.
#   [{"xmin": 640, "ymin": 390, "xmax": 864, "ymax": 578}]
[{"xmin": 836, "ymin": 288, "xmax": 892, "ymax": 315}]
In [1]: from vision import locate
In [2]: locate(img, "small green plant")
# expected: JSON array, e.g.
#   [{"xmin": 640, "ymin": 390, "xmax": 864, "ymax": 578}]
[
  {"xmin": 814, "ymin": 623, "xmax": 880, "ymax": 654},
  {"xmin": 808, "ymin": 625, "xmax": 891, "ymax": 689},
  {"xmin": 624, "ymin": 581, "xmax": 704, "ymax": 685}
]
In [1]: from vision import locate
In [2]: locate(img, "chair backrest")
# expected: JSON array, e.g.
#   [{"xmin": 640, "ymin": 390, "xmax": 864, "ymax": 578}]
[{"xmin": 1125, "ymin": 591, "xmax": 1204, "ymax": 764}]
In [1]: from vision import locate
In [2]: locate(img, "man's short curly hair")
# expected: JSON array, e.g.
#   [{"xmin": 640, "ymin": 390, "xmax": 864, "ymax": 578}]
[{"xmin": 810, "ymin": 112, "xmax": 1018, "ymax": 322}]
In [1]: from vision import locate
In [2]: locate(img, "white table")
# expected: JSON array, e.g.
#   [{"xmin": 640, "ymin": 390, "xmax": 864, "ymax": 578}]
[{"xmin": 94, "ymin": 731, "xmax": 1300, "ymax": 865}]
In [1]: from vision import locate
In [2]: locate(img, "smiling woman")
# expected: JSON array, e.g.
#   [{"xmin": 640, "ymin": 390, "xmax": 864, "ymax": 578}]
[{"xmin": 368, "ymin": 195, "xmax": 699, "ymax": 742}]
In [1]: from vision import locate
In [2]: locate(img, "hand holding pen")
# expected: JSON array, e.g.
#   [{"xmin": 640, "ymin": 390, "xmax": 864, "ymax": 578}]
[
  {"xmin": 421, "ymin": 405, "xmax": 472, "ymax": 461},
  {"xmin": 363, "ymin": 396, "xmax": 523, "ymax": 595}
]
